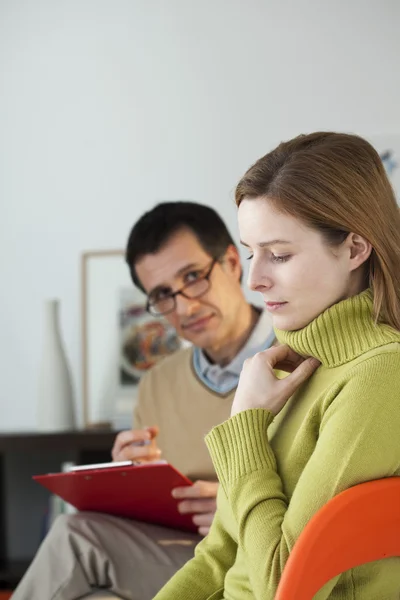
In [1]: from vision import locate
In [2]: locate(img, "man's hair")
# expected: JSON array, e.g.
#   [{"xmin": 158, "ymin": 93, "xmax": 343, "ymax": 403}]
[{"xmin": 126, "ymin": 201, "xmax": 237, "ymax": 291}]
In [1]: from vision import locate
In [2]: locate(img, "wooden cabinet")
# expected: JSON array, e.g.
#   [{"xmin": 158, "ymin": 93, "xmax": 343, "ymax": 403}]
[{"xmin": 0, "ymin": 430, "xmax": 116, "ymax": 590}]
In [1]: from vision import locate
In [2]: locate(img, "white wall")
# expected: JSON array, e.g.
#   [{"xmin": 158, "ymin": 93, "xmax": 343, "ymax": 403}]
[{"xmin": 1, "ymin": 0, "xmax": 399, "ymax": 430}]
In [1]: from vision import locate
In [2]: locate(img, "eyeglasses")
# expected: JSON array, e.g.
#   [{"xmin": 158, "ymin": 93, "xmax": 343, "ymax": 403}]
[{"xmin": 146, "ymin": 258, "xmax": 219, "ymax": 316}]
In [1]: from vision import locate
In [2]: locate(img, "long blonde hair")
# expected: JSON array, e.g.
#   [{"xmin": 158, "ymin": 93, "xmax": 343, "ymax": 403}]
[{"xmin": 235, "ymin": 132, "xmax": 400, "ymax": 331}]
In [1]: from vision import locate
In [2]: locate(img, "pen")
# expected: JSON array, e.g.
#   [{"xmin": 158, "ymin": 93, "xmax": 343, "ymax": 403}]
[{"xmin": 131, "ymin": 439, "xmax": 151, "ymax": 447}]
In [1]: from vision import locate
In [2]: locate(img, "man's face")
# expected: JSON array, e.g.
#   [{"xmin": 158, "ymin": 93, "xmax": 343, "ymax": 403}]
[{"xmin": 134, "ymin": 228, "xmax": 244, "ymax": 351}]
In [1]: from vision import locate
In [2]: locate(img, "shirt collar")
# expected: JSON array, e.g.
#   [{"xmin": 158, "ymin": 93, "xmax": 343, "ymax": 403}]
[{"xmin": 196, "ymin": 308, "xmax": 274, "ymax": 377}]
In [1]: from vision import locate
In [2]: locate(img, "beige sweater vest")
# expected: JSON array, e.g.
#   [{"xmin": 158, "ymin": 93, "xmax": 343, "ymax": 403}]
[{"xmin": 133, "ymin": 347, "xmax": 235, "ymax": 481}]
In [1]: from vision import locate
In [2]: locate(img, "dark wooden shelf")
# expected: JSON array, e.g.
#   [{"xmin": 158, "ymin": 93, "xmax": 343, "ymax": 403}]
[
  {"xmin": 0, "ymin": 429, "xmax": 118, "ymax": 589},
  {"xmin": 0, "ymin": 560, "xmax": 30, "ymax": 588},
  {"xmin": 0, "ymin": 429, "xmax": 115, "ymax": 452}
]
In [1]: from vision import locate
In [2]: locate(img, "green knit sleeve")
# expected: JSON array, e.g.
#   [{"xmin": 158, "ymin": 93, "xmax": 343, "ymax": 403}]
[
  {"xmin": 205, "ymin": 351, "xmax": 400, "ymax": 600},
  {"xmin": 153, "ymin": 491, "xmax": 237, "ymax": 600}
]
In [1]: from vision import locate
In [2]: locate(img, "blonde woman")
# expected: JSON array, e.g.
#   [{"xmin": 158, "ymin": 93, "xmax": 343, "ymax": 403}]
[{"xmin": 155, "ymin": 132, "xmax": 400, "ymax": 599}]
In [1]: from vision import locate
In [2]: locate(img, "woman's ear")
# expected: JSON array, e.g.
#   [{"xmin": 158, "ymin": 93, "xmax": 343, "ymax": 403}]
[{"xmin": 347, "ymin": 233, "xmax": 372, "ymax": 272}]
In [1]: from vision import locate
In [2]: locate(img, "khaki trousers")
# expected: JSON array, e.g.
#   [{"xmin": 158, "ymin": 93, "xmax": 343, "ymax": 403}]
[{"xmin": 12, "ymin": 512, "xmax": 200, "ymax": 600}]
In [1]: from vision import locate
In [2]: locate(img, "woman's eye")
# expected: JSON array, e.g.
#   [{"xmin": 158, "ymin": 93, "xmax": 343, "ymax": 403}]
[
  {"xmin": 271, "ymin": 254, "xmax": 291, "ymax": 263},
  {"xmin": 246, "ymin": 254, "xmax": 253, "ymax": 261}
]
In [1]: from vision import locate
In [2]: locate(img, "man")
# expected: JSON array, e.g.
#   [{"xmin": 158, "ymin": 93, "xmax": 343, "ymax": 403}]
[{"xmin": 13, "ymin": 202, "xmax": 274, "ymax": 600}]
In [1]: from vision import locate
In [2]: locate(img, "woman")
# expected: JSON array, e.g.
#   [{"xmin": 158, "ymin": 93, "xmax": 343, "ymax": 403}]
[{"xmin": 155, "ymin": 132, "xmax": 400, "ymax": 599}]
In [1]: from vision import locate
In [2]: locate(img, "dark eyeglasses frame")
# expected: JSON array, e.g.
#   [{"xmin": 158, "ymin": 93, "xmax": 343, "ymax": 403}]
[{"xmin": 146, "ymin": 257, "xmax": 219, "ymax": 316}]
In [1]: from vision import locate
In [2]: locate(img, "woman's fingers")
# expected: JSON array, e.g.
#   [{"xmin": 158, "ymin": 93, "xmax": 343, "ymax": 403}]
[
  {"xmin": 231, "ymin": 344, "xmax": 320, "ymax": 417},
  {"xmin": 263, "ymin": 344, "xmax": 305, "ymax": 370},
  {"xmin": 282, "ymin": 357, "xmax": 321, "ymax": 396},
  {"xmin": 260, "ymin": 344, "xmax": 318, "ymax": 374}
]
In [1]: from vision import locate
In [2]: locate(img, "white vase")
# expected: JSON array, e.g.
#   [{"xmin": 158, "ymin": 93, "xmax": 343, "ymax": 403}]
[{"xmin": 37, "ymin": 299, "xmax": 76, "ymax": 431}]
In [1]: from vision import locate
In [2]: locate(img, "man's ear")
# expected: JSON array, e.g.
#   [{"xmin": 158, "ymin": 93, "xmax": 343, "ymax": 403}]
[
  {"xmin": 223, "ymin": 245, "xmax": 243, "ymax": 282},
  {"xmin": 346, "ymin": 233, "xmax": 372, "ymax": 272}
]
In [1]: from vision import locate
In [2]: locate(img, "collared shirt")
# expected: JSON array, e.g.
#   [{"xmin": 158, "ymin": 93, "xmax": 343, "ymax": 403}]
[{"xmin": 192, "ymin": 309, "xmax": 275, "ymax": 394}]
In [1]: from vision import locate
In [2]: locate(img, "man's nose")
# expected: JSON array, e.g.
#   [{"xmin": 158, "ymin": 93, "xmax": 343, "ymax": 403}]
[{"xmin": 174, "ymin": 293, "xmax": 201, "ymax": 316}]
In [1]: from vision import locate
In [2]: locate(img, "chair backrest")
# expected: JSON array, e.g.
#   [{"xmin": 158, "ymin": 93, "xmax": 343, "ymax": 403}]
[{"xmin": 275, "ymin": 477, "xmax": 400, "ymax": 600}]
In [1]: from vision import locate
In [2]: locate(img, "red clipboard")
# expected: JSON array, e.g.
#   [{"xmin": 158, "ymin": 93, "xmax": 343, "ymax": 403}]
[{"xmin": 33, "ymin": 461, "xmax": 197, "ymax": 532}]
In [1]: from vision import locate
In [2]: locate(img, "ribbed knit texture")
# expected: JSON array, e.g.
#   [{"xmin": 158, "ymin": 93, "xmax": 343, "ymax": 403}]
[
  {"xmin": 274, "ymin": 289, "xmax": 399, "ymax": 367},
  {"xmin": 205, "ymin": 409, "xmax": 275, "ymax": 489},
  {"xmin": 154, "ymin": 290, "xmax": 400, "ymax": 600}
]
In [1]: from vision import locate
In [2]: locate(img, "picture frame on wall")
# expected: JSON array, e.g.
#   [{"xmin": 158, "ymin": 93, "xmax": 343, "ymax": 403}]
[{"xmin": 81, "ymin": 250, "xmax": 185, "ymax": 430}]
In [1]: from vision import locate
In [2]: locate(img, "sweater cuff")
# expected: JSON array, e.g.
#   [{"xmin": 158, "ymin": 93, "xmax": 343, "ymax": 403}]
[{"xmin": 205, "ymin": 409, "xmax": 276, "ymax": 490}]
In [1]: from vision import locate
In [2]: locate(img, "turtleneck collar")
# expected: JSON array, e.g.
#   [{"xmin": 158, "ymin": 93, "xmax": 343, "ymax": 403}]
[{"xmin": 274, "ymin": 289, "xmax": 400, "ymax": 368}]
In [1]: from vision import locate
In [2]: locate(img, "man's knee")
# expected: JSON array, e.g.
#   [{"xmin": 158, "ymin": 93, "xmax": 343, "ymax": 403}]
[
  {"xmin": 48, "ymin": 512, "xmax": 98, "ymax": 541},
  {"xmin": 47, "ymin": 513, "xmax": 79, "ymax": 541}
]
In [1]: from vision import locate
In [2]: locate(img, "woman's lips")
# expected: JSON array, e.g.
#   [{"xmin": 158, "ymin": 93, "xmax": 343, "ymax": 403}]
[{"xmin": 264, "ymin": 301, "xmax": 288, "ymax": 312}]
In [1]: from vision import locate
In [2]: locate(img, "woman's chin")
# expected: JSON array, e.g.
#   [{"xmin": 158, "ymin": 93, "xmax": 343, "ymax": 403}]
[{"xmin": 272, "ymin": 314, "xmax": 311, "ymax": 332}]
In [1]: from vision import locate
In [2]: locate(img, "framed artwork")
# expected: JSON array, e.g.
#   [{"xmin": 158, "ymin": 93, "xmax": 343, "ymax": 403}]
[{"xmin": 81, "ymin": 250, "xmax": 184, "ymax": 429}]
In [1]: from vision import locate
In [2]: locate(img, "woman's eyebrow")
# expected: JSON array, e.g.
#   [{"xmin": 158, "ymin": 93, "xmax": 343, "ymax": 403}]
[{"xmin": 240, "ymin": 239, "xmax": 291, "ymax": 248}]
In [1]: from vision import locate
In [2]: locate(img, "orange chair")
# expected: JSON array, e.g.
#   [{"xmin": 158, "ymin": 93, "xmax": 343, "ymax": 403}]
[{"xmin": 275, "ymin": 477, "xmax": 400, "ymax": 600}]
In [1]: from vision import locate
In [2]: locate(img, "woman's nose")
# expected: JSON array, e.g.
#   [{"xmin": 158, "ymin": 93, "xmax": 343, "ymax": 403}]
[{"xmin": 247, "ymin": 261, "xmax": 273, "ymax": 292}]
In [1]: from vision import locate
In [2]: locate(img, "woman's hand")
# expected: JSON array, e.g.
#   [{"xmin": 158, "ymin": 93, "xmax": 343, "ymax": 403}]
[{"xmin": 231, "ymin": 345, "xmax": 320, "ymax": 418}]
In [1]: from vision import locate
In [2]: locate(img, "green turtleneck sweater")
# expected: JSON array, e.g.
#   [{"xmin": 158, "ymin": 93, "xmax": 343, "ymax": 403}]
[{"xmin": 154, "ymin": 290, "xmax": 400, "ymax": 600}]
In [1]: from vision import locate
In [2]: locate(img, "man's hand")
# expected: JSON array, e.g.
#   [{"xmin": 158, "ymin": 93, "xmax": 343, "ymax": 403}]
[
  {"xmin": 172, "ymin": 480, "xmax": 219, "ymax": 536},
  {"xmin": 111, "ymin": 426, "xmax": 161, "ymax": 463}
]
